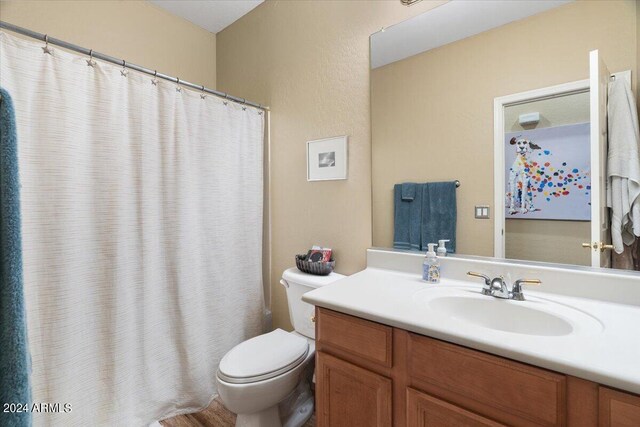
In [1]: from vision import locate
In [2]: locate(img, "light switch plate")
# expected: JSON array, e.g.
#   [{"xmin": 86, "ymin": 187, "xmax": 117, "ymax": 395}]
[{"xmin": 475, "ymin": 205, "xmax": 490, "ymax": 219}]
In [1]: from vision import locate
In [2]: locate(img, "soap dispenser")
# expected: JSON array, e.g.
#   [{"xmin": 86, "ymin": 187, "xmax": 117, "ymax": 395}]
[
  {"xmin": 437, "ymin": 239, "xmax": 450, "ymax": 257},
  {"xmin": 423, "ymin": 243, "xmax": 440, "ymax": 283}
]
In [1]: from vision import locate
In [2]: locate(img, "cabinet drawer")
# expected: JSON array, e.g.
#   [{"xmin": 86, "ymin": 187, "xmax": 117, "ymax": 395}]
[
  {"xmin": 316, "ymin": 308, "xmax": 392, "ymax": 367},
  {"xmin": 407, "ymin": 388, "xmax": 506, "ymax": 427},
  {"xmin": 599, "ymin": 386, "xmax": 640, "ymax": 427},
  {"xmin": 408, "ymin": 334, "xmax": 566, "ymax": 427}
]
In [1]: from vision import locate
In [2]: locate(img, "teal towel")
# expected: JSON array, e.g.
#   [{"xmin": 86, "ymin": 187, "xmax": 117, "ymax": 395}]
[
  {"xmin": 393, "ymin": 183, "xmax": 422, "ymax": 251},
  {"xmin": 421, "ymin": 181, "xmax": 457, "ymax": 253},
  {"xmin": 0, "ymin": 87, "xmax": 31, "ymax": 427},
  {"xmin": 401, "ymin": 183, "xmax": 416, "ymax": 201}
]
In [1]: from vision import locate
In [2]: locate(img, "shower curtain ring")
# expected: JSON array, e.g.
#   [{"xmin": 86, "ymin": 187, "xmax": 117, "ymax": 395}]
[
  {"xmin": 176, "ymin": 78, "xmax": 182, "ymax": 93},
  {"xmin": 151, "ymin": 70, "xmax": 158, "ymax": 86},
  {"xmin": 120, "ymin": 60, "xmax": 129, "ymax": 77},
  {"xmin": 241, "ymin": 98, "xmax": 247, "ymax": 111},
  {"xmin": 200, "ymin": 85, "xmax": 206, "ymax": 99},
  {"xmin": 86, "ymin": 49, "xmax": 96, "ymax": 67},
  {"xmin": 42, "ymin": 34, "xmax": 53, "ymax": 55}
]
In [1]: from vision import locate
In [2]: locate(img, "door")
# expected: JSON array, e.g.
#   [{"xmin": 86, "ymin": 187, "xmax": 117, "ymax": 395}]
[
  {"xmin": 588, "ymin": 49, "xmax": 612, "ymax": 267},
  {"xmin": 495, "ymin": 51, "xmax": 618, "ymax": 267},
  {"xmin": 494, "ymin": 80, "xmax": 591, "ymax": 265},
  {"xmin": 316, "ymin": 351, "xmax": 392, "ymax": 427}
]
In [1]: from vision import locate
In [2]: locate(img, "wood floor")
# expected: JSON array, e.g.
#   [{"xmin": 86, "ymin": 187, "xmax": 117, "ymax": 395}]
[{"xmin": 161, "ymin": 397, "xmax": 315, "ymax": 427}]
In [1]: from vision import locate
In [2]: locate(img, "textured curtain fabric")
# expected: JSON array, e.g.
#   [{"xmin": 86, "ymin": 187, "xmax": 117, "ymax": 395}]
[{"xmin": 0, "ymin": 32, "xmax": 264, "ymax": 426}]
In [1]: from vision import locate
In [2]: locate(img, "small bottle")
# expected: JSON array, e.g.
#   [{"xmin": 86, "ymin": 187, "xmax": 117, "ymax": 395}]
[
  {"xmin": 422, "ymin": 243, "xmax": 440, "ymax": 283},
  {"xmin": 437, "ymin": 239, "xmax": 450, "ymax": 257}
]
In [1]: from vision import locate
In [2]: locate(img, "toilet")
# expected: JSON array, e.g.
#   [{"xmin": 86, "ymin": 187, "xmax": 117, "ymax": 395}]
[{"xmin": 216, "ymin": 267, "xmax": 345, "ymax": 427}]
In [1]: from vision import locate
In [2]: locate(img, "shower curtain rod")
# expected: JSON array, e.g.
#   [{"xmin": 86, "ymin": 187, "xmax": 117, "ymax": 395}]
[{"xmin": 0, "ymin": 20, "xmax": 269, "ymax": 111}]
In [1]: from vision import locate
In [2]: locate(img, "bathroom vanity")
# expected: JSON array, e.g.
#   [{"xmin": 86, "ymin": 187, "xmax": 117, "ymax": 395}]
[
  {"xmin": 303, "ymin": 249, "xmax": 640, "ymax": 427},
  {"xmin": 314, "ymin": 308, "xmax": 638, "ymax": 427}
]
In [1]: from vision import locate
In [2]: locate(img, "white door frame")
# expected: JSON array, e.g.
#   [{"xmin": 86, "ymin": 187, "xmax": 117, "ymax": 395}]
[{"xmin": 493, "ymin": 79, "xmax": 589, "ymax": 258}]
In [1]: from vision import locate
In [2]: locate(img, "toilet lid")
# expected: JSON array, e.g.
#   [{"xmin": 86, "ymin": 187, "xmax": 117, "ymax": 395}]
[{"xmin": 218, "ymin": 329, "xmax": 309, "ymax": 384}]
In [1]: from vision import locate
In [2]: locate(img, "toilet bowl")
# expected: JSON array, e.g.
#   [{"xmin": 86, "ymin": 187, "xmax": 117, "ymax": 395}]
[{"xmin": 216, "ymin": 268, "xmax": 344, "ymax": 427}]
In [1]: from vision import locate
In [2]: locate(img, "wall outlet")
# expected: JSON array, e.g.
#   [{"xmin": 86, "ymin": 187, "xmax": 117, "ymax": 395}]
[{"xmin": 475, "ymin": 205, "xmax": 490, "ymax": 219}]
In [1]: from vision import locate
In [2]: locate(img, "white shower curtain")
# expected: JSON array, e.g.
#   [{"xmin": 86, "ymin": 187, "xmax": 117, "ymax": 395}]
[{"xmin": 0, "ymin": 32, "xmax": 265, "ymax": 426}]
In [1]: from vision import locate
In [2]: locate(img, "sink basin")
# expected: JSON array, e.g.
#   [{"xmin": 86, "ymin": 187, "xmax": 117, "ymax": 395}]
[
  {"xmin": 428, "ymin": 296, "xmax": 573, "ymax": 336},
  {"xmin": 416, "ymin": 286, "xmax": 603, "ymax": 337}
]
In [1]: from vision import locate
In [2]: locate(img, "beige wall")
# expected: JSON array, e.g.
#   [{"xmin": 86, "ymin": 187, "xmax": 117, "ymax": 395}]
[
  {"xmin": 504, "ymin": 92, "xmax": 591, "ymax": 266},
  {"xmin": 216, "ymin": 0, "xmax": 442, "ymax": 331},
  {"xmin": 0, "ymin": 0, "xmax": 216, "ymax": 89},
  {"xmin": 371, "ymin": 0, "xmax": 637, "ymax": 258}
]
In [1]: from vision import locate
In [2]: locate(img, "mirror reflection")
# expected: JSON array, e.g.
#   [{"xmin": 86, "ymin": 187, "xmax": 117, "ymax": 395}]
[
  {"xmin": 370, "ymin": 0, "xmax": 639, "ymax": 270},
  {"xmin": 503, "ymin": 91, "xmax": 591, "ymax": 266}
]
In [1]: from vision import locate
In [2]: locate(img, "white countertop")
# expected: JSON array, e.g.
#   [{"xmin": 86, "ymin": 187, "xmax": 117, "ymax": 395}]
[{"xmin": 303, "ymin": 267, "xmax": 640, "ymax": 394}]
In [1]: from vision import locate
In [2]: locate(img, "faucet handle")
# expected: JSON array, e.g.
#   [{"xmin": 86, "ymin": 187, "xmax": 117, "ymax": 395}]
[
  {"xmin": 467, "ymin": 271, "xmax": 490, "ymax": 282},
  {"xmin": 515, "ymin": 279, "xmax": 541, "ymax": 286},
  {"xmin": 511, "ymin": 278, "xmax": 541, "ymax": 301},
  {"xmin": 467, "ymin": 271, "xmax": 492, "ymax": 295}
]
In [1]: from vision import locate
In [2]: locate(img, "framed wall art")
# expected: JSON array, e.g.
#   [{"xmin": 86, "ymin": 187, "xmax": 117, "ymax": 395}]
[{"xmin": 307, "ymin": 135, "xmax": 348, "ymax": 181}]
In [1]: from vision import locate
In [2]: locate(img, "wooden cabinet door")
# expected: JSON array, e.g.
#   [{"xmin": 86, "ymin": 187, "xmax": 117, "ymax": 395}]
[
  {"xmin": 407, "ymin": 388, "xmax": 506, "ymax": 427},
  {"xmin": 316, "ymin": 351, "xmax": 392, "ymax": 427},
  {"xmin": 599, "ymin": 387, "xmax": 640, "ymax": 427}
]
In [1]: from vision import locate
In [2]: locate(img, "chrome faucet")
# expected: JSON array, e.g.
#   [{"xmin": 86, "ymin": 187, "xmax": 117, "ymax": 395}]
[
  {"xmin": 467, "ymin": 272, "xmax": 541, "ymax": 301},
  {"xmin": 489, "ymin": 276, "xmax": 511, "ymax": 299}
]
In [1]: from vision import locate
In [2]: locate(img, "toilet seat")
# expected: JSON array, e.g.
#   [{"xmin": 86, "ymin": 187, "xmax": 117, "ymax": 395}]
[{"xmin": 218, "ymin": 329, "xmax": 309, "ymax": 384}]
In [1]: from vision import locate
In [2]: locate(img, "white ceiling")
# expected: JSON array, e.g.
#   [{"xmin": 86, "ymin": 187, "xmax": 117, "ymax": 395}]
[
  {"xmin": 149, "ymin": 0, "xmax": 264, "ymax": 34},
  {"xmin": 371, "ymin": 0, "xmax": 573, "ymax": 69}
]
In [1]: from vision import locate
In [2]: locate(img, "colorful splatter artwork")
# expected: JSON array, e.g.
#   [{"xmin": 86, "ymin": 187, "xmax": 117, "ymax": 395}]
[{"xmin": 505, "ymin": 123, "xmax": 591, "ymax": 221}]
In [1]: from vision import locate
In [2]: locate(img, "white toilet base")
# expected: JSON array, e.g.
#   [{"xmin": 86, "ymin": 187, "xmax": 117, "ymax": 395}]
[
  {"xmin": 236, "ymin": 406, "xmax": 280, "ymax": 427},
  {"xmin": 280, "ymin": 378, "xmax": 314, "ymax": 427},
  {"xmin": 217, "ymin": 334, "xmax": 317, "ymax": 427}
]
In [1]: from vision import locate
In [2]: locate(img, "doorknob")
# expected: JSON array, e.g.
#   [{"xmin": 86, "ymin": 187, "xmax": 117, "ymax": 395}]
[
  {"xmin": 598, "ymin": 242, "xmax": 614, "ymax": 252},
  {"xmin": 582, "ymin": 242, "xmax": 614, "ymax": 252}
]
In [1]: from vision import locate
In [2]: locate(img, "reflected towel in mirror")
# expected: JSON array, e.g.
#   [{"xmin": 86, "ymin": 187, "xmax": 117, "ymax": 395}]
[
  {"xmin": 607, "ymin": 77, "xmax": 640, "ymax": 254},
  {"xmin": 394, "ymin": 183, "xmax": 422, "ymax": 251},
  {"xmin": 401, "ymin": 182, "xmax": 416, "ymax": 201},
  {"xmin": 422, "ymin": 182, "xmax": 457, "ymax": 253}
]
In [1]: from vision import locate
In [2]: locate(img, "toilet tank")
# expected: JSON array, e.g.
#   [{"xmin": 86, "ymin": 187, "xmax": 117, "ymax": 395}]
[{"xmin": 280, "ymin": 268, "xmax": 345, "ymax": 339}]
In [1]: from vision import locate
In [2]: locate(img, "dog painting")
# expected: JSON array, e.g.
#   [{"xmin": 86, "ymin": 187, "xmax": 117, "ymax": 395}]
[
  {"xmin": 507, "ymin": 137, "xmax": 541, "ymax": 214},
  {"xmin": 504, "ymin": 123, "xmax": 591, "ymax": 221}
]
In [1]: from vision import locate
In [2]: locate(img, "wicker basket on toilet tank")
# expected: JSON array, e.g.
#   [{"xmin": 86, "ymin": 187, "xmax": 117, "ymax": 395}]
[{"xmin": 295, "ymin": 254, "xmax": 335, "ymax": 276}]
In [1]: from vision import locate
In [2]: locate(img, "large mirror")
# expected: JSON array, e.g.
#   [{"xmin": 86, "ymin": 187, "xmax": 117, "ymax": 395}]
[{"xmin": 371, "ymin": 0, "xmax": 639, "ymax": 270}]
